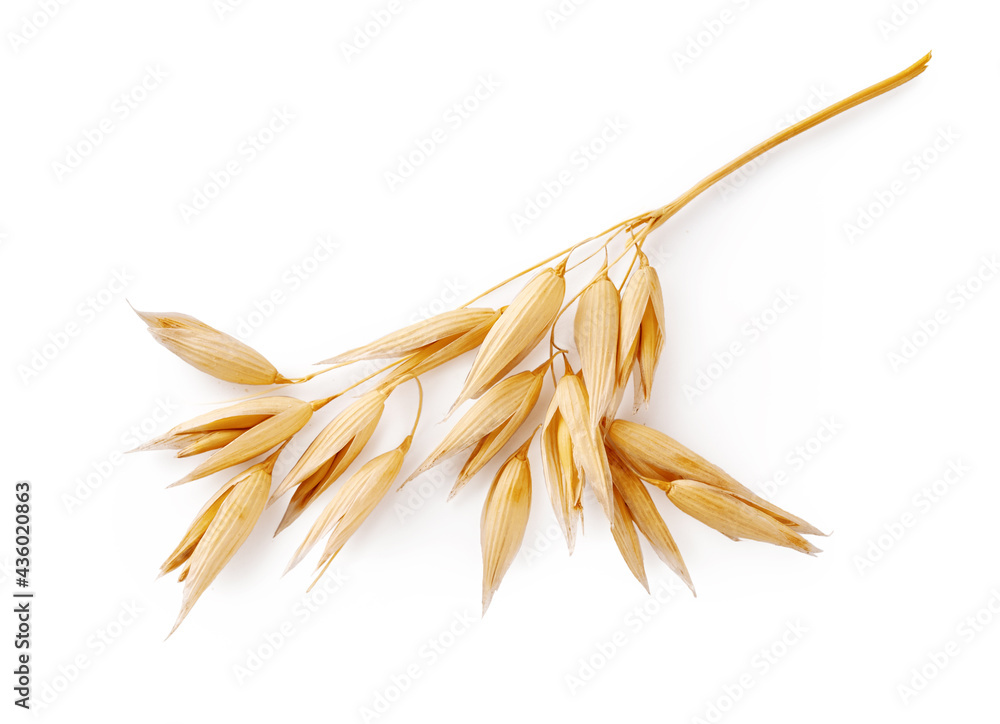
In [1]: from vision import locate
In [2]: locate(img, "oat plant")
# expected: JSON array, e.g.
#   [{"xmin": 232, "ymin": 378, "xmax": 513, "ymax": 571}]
[{"xmin": 134, "ymin": 53, "xmax": 931, "ymax": 632}]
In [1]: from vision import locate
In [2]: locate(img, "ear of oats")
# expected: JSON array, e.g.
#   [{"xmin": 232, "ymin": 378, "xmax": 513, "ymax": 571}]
[
  {"xmin": 171, "ymin": 399, "xmax": 313, "ymax": 486},
  {"xmin": 611, "ymin": 487, "xmax": 649, "ymax": 592},
  {"xmin": 273, "ymin": 416, "xmax": 379, "ymax": 535},
  {"xmin": 607, "ymin": 419, "xmax": 821, "ymax": 535},
  {"xmin": 666, "ymin": 479, "xmax": 821, "ymax": 555},
  {"xmin": 556, "ymin": 372, "xmax": 614, "ymax": 524},
  {"xmin": 319, "ymin": 309, "xmax": 497, "ymax": 364},
  {"xmin": 406, "ymin": 370, "xmax": 540, "ymax": 483},
  {"xmin": 168, "ymin": 452, "xmax": 278, "ymax": 636},
  {"xmin": 574, "ymin": 270, "xmax": 620, "ymax": 427},
  {"xmin": 135, "ymin": 308, "xmax": 289, "ymax": 385},
  {"xmin": 270, "ymin": 389, "xmax": 388, "ymax": 503},
  {"xmin": 286, "ymin": 437, "xmax": 411, "ymax": 573},
  {"xmin": 481, "ymin": 436, "xmax": 534, "ymax": 614},
  {"xmin": 452, "ymin": 266, "xmax": 565, "ymax": 411},
  {"xmin": 450, "ymin": 369, "xmax": 544, "ymax": 497},
  {"xmin": 608, "ymin": 448, "xmax": 694, "ymax": 593}
]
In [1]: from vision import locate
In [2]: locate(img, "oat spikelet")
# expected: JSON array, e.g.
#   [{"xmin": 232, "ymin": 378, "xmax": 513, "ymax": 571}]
[
  {"xmin": 540, "ymin": 401, "xmax": 583, "ymax": 553},
  {"xmin": 273, "ymin": 416, "xmax": 379, "ymax": 535},
  {"xmin": 269, "ymin": 388, "xmax": 388, "ymax": 505},
  {"xmin": 542, "ymin": 364, "xmax": 614, "ymax": 525},
  {"xmin": 133, "ymin": 306, "xmax": 290, "ymax": 385},
  {"xmin": 138, "ymin": 396, "xmax": 300, "ymax": 449},
  {"xmin": 451, "ymin": 265, "xmax": 565, "ymax": 412},
  {"xmin": 287, "ymin": 436, "xmax": 412, "ymax": 575},
  {"xmin": 406, "ymin": 364, "xmax": 546, "ymax": 485},
  {"xmin": 665, "ymin": 479, "xmax": 821, "ymax": 555},
  {"xmin": 608, "ymin": 447, "xmax": 694, "ymax": 593},
  {"xmin": 610, "ymin": 487, "xmax": 648, "ymax": 592},
  {"xmin": 607, "ymin": 419, "xmax": 821, "ymax": 535},
  {"xmin": 616, "ymin": 251, "xmax": 665, "ymax": 413},
  {"xmin": 171, "ymin": 397, "xmax": 317, "ymax": 487},
  {"xmin": 481, "ymin": 434, "xmax": 534, "ymax": 614},
  {"xmin": 319, "ymin": 309, "xmax": 497, "ymax": 364},
  {"xmin": 574, "ymin": 268, "xmax": 620, "ymax": 427},
  {"xmin": 450, "ymin": 366, "xmax": 544, "ymax": 497},
  {"xmin": 377, "ymin": 308, "xmax": 504, "ymax": 392},
  {"xmin": 165, "ymin": 449, "xmax": 279, "ymax": 636},
  {"xmin": 160, "ymin": 484, "xmax": 237, "ymax": 577}
]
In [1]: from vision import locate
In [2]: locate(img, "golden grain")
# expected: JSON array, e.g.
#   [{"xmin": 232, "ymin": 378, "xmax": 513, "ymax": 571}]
[
  {"xmin": 574, "ymin": 268, "xmax": 620, "ymax": 426},
  {"xmin": 133, "ymin": 307, "xmax": 290, "ymax": 385},
  {"xmin": 608, "ymin": 447, "xmax": 694, "ymax": 593},
  {"xmin": 287, "ymin": 436, "xmax": 412, "ymax": 575},
  {"xmin": 452, "ymin": 265, "xmax": 565, "ymax": 411},
  {"xmin": 665, "ymin": 479, "xmax": 821, "ymax": 555},
  {"xmin": 542, "ymin": 364, "xmax": 614, "ymax": 524},
  {"xmin": 481, "ymin": 434, "xmax": 534, "ymax": 614},
  {"xmin": 406, "ymin": 364, "xmax": 545, "ymax": 485},
  {"xmin": 164, "ymin": 448, "xmax": 279, "ymax": 635},
  {"xmin": 616, "ymin": 251, "xmax": 664, "ymax": 412},
  {"xmin": 607, "ymin": 419, "xmax": 822, "ymax": 535},
  {"xmin": 610, "ymin": 487, "xmax": 649, "ymax": 592}
]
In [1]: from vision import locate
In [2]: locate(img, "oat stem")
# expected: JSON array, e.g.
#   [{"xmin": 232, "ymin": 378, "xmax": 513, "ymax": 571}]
[{"xmin": 645, "ymin": 52, "xmax": 931, "ymax": 232}]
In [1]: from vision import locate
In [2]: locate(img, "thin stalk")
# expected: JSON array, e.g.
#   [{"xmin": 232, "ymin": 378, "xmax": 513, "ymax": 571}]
[{"xmin": 646, "ymin": 52, "xmax": 931, "ymax": 231}]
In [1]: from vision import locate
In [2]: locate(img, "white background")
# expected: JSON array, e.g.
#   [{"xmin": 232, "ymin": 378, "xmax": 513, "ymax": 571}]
[{"xmin": 3, "ymin": 1, "xmax": 998, "ymax": 722}]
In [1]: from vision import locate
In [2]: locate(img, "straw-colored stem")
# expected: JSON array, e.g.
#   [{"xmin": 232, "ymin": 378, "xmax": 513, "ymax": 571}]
[{"xmin": 645, "ymin": 52, "xmax": 931, "ymax": 232}]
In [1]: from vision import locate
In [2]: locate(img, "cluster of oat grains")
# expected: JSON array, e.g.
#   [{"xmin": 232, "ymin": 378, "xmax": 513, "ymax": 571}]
[{"xmin": 133, "ymin": 53, "xmax": 930, "ymax": 634}]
